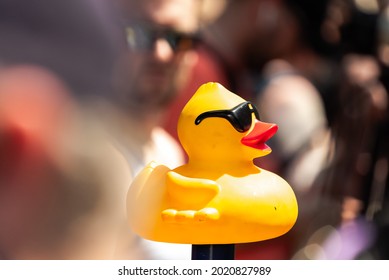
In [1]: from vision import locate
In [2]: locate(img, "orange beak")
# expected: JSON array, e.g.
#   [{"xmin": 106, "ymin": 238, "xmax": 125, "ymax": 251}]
[{"xmin": 241, "ymin": 120, "xmax": 278, "ymax": 150}]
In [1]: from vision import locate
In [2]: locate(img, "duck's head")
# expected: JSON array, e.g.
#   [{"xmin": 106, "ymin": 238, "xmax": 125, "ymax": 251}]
[{"xmin": 177, "ymin": 82, "xmax": 278, "ymax": 163}]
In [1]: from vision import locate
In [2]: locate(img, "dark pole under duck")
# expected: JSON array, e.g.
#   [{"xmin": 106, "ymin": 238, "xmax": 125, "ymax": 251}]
[{"xmin": 191, "ymin": 244, "xmax": 235, "ymax": 260}]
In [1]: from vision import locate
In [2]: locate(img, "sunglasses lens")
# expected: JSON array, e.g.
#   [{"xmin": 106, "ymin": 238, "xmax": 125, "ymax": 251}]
[
  {"xmin": 231, "ymin": 103, "xmax": 260, "ymax": 132},
  {"xmin": 164, "ymin": 31, "xmax": 182, "ymax": 50},
  {"xmin": 126, "ymin": 26, "xmax": 152, "ymax": 50},
  {"xmin": 126, "ymin": 24, "xmax": 195, "ymax": 51}
]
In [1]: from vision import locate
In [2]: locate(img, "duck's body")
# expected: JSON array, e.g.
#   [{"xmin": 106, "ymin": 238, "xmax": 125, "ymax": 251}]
[{"xmin": 127, "ymin": 82, "xmax": 298, "ymax": 244}]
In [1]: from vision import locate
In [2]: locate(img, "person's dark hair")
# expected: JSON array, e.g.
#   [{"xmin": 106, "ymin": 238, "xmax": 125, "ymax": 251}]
[
  {"xmin": 339, "ymin": 4, "xmax": 379, "ymax": 55},
  {"xmin": 284, "ymin": 0, "xmax": 335, "ymax": 55}
]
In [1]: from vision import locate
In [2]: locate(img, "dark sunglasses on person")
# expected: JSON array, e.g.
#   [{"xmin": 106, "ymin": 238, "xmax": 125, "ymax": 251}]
[
  {"xmin": 195, "ymin": 102, "xmax": 261, "ymax": 133},
  {"xmin": 125, "ymin": 23, "xmax": 198, "ymax": 52}
]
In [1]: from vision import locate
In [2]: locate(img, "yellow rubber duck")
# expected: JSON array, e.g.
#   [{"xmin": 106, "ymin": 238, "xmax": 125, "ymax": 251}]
[{"xmin": 127, "ymin": 82, "xmax": 298, "ymax": 244}]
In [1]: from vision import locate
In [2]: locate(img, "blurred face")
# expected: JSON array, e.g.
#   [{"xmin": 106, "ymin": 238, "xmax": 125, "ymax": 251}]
[
  {"xmin": 220, "ymin": 0, "xmax": 295, "ymax": 71},
  {"xmin": 115, "ymin": 0, "xmax": 199, "ymax": 116},
  {"xmin": 243, "ymin": 0, "xmax": 293, "ymax": 70}
]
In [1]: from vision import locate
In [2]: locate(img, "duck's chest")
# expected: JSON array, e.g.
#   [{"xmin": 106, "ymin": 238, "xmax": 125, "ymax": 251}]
[{"xmin": 215, "ymin": 173, "xmax": 278, "ymax": 197}]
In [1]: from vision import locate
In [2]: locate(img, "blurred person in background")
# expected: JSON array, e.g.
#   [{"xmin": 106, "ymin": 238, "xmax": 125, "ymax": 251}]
[
  {"xmin": 360, "ymin": 0, "xmax": 389, "ymax": 259},
  {"xmin": 109, "ymin": 0, "xmax": 199, "ymax": 173},
  {"xmin": 307, "ymin": 0, "xmax": 389, "ymax": 260},
  {"xmin": 251, "ymin": 0, "xmax": 336, "ymax": 260},
  {"xmin": 95, "ymin": 0, "xmax": 205, "ymax": 259},
  {"xmin": 251, "ymin": 0, "xmax": 336, "ymax": 194},
  {"xmin": 251, "ymin": 0, "xmax": 389, "ymax": 260},
  {"xmin": 250, "ymin": 0, "xmax": 334, "ymax": 256},
  {"xmin": 0, "ymin": 0, "xmax": 136, "ymax": 259}
]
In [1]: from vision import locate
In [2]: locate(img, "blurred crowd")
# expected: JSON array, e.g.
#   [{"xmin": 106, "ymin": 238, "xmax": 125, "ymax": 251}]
[{"xmin": 0, "ymin": 0, "xmax": 388, "ymax": 260}]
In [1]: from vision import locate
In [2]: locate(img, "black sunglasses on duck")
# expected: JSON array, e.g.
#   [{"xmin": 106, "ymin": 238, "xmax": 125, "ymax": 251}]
[
  {"xmin": 125, "ymin": 23, "xmax": 198, "ymax": 52},
  {"xmin": 195, "ymin": 102, "xmax": 261, "ymax": 133}
]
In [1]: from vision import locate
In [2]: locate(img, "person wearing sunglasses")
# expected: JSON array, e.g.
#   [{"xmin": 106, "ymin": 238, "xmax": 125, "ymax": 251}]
[
  {"xmin": 106, "ymin": 0, "xmax": 203, "ymax": 260},
  {"xmin": 113, "ymin": 0, "xmax": 200, "ymax": 116}
]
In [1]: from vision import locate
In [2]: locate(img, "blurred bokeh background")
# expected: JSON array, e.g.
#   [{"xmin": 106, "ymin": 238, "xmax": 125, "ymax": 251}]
[{"xmin": 0, "ymin": 0, "xmax": 388, "ymax": 260}]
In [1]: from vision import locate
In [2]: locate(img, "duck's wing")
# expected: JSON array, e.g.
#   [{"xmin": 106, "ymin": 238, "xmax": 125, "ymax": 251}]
[
  {"xmin": 127, "ymin": 161, "xmax": 171, "ymax": 222},
  {"xmin": 166, "ymin": 171, "xmax": 220, "ymax": 209}
]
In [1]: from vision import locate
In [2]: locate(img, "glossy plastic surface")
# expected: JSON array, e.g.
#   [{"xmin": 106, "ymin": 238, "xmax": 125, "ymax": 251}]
[{"xmin": 127, "ymin": 82, "xmax": 298, "ymax": 244}]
